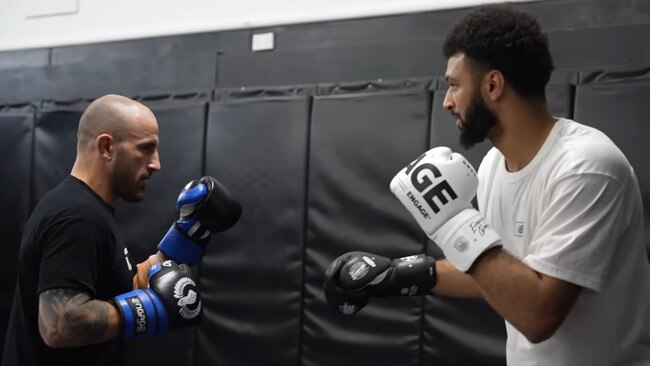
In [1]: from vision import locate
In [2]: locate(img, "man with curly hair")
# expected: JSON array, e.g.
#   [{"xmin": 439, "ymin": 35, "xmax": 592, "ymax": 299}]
[
  {"xmin": 324, "ymin": 3, "xmax": 650, "ymax": 365},
  {"xmin": 436, "ymin": 4, "xmax": 650, "ymax": 364}
]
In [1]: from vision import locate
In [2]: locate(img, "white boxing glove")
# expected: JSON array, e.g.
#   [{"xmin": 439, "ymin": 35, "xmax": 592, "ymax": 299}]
[{"xmin": 389, "ymin": 147, "xmax": 501, "ymax": 272}]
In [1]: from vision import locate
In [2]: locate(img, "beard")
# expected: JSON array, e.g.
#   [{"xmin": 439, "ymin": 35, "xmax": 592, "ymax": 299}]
[
  {"xmin": 111, "ymin": 161, "xmax": 145, "ymax": 203},
  {"xmin": 458, "ymin": 91, "xmax": 499, "ymax": 149}
]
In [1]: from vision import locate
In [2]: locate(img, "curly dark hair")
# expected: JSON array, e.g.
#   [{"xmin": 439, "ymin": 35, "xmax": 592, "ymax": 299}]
[{"xmin": 443, "ymin": 3, "xmax": 554, "ymax": 99}]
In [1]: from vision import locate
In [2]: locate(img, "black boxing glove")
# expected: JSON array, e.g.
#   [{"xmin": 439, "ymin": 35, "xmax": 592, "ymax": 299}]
[
  {"xmin": 324, "ymin": 251, "xmax": 436, "ymax": 315},
  {"xmin": 113, "ymin": 260, "xmax": 202, "ymax": 339}
]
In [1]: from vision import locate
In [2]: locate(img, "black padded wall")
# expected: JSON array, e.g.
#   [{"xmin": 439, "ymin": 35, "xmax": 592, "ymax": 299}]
[
  {"xmin": 0, "ymin": 106, "xmax": 34, "ymax": 357},
  {"xmin": 32, "ymin": 102, "xmax": 86, "ymax": 204},
  {"xmin": 302, "ymin": 82, "xmax": 432, "ymax": 366},
  {"xmin": 117, "ymin": 94, "xmax": 210, "ymax": 366},
  {"xmin": 2, "ymin": 0, "xmax": 650, "ymax": 103},
  {"xmin": 218, "ymin": 39, "xmax": 443, "ymax": 88},
  {"xmin": 0, "ymin": 48, "xmax": 217, "ymax": 103},
  {"xmin": 426, "ymin": 89, "xmax": 504, "ymax": 365},
  {"xmin": 115, "ymin": 93, "xmax": 210, "ymax": 262},
  {"xmin": 196, "ymin": 91, "xmax": 312, "ymax": 365}
]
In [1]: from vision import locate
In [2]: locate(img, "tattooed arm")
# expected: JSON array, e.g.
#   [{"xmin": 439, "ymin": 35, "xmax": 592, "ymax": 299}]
[{"xmin": 38, "ymin": 288, "xmax": 122, "ymax": 348}]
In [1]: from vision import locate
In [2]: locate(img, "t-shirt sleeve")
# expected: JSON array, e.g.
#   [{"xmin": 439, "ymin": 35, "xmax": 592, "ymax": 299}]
[
  {"xmin": 38, "ymin": 217, "xmax": 109, "ymax": 296},
  {"xmin": 523, "ymin": 172, "xmax": 626, "ymax": 292}
]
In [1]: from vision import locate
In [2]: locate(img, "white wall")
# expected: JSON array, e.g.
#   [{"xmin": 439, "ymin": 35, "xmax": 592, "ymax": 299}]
[{"xmin": 0, "ymin": 0, "xmax": 535, "ymax": 52}]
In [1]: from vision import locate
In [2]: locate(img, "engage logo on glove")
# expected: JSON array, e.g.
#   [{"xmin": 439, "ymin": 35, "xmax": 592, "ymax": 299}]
[
  {"xmin": 126, "ymin": 296, "xmax": 147, "ymax": 334},
  {"xmin": 404, "ymin": 154, "xmax": 458, "ymax": 217}
]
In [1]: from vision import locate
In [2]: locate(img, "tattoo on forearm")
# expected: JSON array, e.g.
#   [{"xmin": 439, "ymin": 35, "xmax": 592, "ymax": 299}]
[{"xmin": 39, "ymin": 288, "xmax": 110, "ymax": 347}]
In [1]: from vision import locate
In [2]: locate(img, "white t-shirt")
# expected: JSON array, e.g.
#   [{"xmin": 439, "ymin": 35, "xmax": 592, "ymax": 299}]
[{"xmin": 477, "ymin": 118, "xmax": 650, "ymax": 365}]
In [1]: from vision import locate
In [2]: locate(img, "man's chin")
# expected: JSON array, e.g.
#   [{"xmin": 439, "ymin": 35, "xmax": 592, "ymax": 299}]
[
  {"xmin": 122, "ymin": 195, "xmax": 144, "ymax": 203},
  {"xmin": 121, "ymin": 189, "xmax": 145, "ymax": 203},
  {"xmin": 459, "ymin": 132, "xmax": 477, "ymax": 149}
]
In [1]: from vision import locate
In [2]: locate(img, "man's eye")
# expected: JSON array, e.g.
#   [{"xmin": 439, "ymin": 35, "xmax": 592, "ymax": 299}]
[{"xmin": 141, "ymin": 144, "xmax": 156, "ymax": 152}]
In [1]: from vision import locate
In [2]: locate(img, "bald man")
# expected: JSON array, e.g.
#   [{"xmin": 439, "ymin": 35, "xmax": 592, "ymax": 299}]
[
  {"xmin": 73, "ymin": 94, "xmax": 161, "ymax": 204},
  {"xmin": 2, "ymin": 95, "xmax": 201, "ymax": 366}
]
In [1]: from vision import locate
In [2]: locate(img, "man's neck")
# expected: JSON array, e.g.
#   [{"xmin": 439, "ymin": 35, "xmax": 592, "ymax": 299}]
[
  {"xmin": 491, "ymin": 104, "xmax": 556, "ymax": 172},
  {"xmin": 71, "ymin": 163, "xmax": 116, "ymax": 206}
]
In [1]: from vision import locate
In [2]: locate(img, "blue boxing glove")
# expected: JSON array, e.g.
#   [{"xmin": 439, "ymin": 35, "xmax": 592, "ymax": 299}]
[
  {"xmin": 158, "ymin": 176, "xmax": 242, "ymax": 265},
  {"xmin": 113, "ymin": 260, "xmax": 202, "ymax": 339}
]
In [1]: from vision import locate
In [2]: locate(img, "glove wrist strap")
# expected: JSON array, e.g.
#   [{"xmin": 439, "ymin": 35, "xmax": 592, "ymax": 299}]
[
  {"xmin": 158, "ymin": 224, "xmax": 205, "ymax": 265},
  {"xmin": 114, "ymin": 289, "xmax": 168, "ymax": 339},
  {"xmin": 369, "ymin": 254, "xmax": 436, "ymax": 297},
  {"xmin": 433, "ymin": 209, "xmax": 501, "ymax": 272}
]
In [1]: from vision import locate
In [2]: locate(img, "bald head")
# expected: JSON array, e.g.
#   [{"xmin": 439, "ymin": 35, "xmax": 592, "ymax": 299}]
[
  {"xmin": 71, "ymin": 94, "xmax": 161, "ymax": 204},
  {"xmin": 77, "ymin": 94, "xmax": 154, "ymax": 152}
]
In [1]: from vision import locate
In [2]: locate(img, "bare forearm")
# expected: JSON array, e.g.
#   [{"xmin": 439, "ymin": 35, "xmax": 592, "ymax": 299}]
[
  {"xmin": 433, "ymin": 259, "xmax": 483, "ymax": 298},
  {"xmin": 469, "ymin": 247, "xmax": 580, "ymax": 343},
  {"xmin": 38, "ymin": 289, "xmax": 122, "ymax": 348}
]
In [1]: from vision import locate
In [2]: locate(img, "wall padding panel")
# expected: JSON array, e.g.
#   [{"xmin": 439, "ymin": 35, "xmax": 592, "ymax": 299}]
[
  {"xmin": 0, "ymin": 52, "xmax": 217, "ymax": 103},
  {"xmin": 115, "ymin": 96, "xmax": 209, "ymax": 262},
  {"xmin": 32, "ymin": 102, "xmax": 86, "ymax": 204},
  {"xmin": 197, "ymin": 95, "xmax": 311, "ymax": 366},
  {"xmin": 0, "ymin": 107, "xmax": 34, "ymax": 358},
  {"xmin": 218, "ymin": 39, "xmax": 442, "ymax": 88},
  {"xmin": 302, "ymin": 89, "xmax": 431, "ymax": 366},
  {"xmin": 427, "ymin": 90, "xmax": 502, "ymax": 366},
  {"xmin": 573, "ymin": 75, "xmax": 650, "ymax": 254},
  {"xmin": 118, "ymin": 96, "xmax": 209, "ymax": 366}
]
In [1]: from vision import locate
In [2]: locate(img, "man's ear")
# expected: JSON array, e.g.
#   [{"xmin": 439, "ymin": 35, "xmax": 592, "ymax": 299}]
[
  {"xmin": 484, "ymin": 70, "xmax": 505, "ymax": 101},
  {"xmin": 96, "ymin": 134, "xmax": 114, "ymax": 161}
]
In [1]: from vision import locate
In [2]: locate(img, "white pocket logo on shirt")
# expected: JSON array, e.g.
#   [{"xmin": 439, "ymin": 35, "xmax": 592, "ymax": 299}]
[{"xmin": 514, "ymin": 222, "xmax": 525, "ymax": 237}]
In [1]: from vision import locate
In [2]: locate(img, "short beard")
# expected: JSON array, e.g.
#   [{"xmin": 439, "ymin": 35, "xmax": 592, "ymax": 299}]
[
  {"xmin": 459, "ymin": 91, "xmax": 498, "ymax": 149},
  {"xmin": 111, "ymin": 162, "xmax": 143, "ymax": 203}
]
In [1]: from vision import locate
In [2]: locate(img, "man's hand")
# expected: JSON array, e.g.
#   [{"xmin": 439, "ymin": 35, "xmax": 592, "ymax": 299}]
[
  {"xmin": 158, "ymin": 176, "xmax": 242, "ymax": 265},
  {"xmin": 324, "ymin": 251, "xmax": 436, "ymax": 315},
  {"xmin": 114, "ymin": 260, "xmax": 202, "ymax": 339},
  {"xmin": 390, "ymin": 147, "xmax": 501, "ymax": 272}
]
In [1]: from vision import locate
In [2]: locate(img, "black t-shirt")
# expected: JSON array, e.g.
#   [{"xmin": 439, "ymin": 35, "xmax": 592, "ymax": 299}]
[{"xmin": 2, "ymin": 176, "xmax": 136, "ymax": 366}]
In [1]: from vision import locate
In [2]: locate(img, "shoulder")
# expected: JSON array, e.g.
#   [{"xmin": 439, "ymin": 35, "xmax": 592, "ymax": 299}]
[
  {"xmin": 477, "ymin": 147, "xmax": 502, "ymax": 179},
  {"xmin": 34, "ymin": 178, "xmax": 114, "ymax": 232},
  {"xmin": 545, "ymin": 119, "xmax": 633, "ymax": 184}
]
